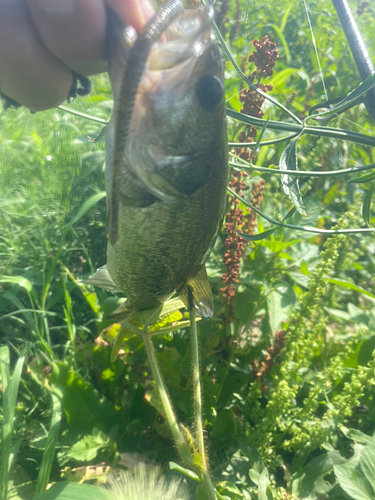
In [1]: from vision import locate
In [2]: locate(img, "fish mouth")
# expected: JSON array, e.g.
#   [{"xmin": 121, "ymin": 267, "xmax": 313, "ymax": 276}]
[
  {"xmin": 147, "ymin": 5, "xmax": 217, "ymax": 71},
  {"xmin": 136, "ymin": 4, "xmax": 222, "ymax": 105}
]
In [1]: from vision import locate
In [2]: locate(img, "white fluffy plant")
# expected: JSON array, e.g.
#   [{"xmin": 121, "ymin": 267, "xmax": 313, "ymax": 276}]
[{"xmin": 101, "ymin": 465, "xmax": 192, "ymax": 500}]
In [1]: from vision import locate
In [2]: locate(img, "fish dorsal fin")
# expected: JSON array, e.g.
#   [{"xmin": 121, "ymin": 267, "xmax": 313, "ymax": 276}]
[
  {"xmin": 177, "ymin": 265, "xmax": 213, "ymax": 318},
  {"xmin": 83, "ymin": 265, "xmax": 122, "ymax": 293}
]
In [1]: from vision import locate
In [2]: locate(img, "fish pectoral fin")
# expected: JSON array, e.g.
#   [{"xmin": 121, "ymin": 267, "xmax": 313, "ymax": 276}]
[
  {"xmin": 157, "ymin": 151, "xmax": 211, "ymax": 195},
  {"xmin": 177, "ymin": 265, "xmax": 213, "ymax": 318},
  {"xmin": 130, "ymin": 147, "xmax": 207, "ymax": 202},
  {"xmin": 83, "ymin": 265, "xmax": 122, "ymax": 293},
  {"xmin": 154, "ymin": 150, "xmax": 210, "ymax": 197},
  {"xmin": 107, "ymin": 301, "xmax": 133, "ymax": 321},
  {"xmin": 141, "ymin": 172, "xmax": 184, "ymax": 202}
]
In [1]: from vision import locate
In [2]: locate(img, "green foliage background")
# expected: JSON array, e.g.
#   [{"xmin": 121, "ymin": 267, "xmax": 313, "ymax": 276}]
[{"xmin": 1, "ymin": 0, "xmax": 375, "ymax": 499}]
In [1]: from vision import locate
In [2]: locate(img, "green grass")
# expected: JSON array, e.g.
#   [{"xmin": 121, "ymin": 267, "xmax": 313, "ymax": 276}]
[
  {"xmin": 0, "ymin": 345, "xmax": 26, "ymax": 500},
  {"xmin": 1, "ymin": 1, "xmax": 375, "ymax": 499},
  {"xmin": 0, "ymin": 75, "xmax": 109, "ymax": 275}
]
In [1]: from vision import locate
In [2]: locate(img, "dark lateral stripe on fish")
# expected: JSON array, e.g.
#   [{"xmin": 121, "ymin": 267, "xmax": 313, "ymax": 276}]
[{"xmin": 108, "ymin": 0, "xmax": 184, "ymax": 245}]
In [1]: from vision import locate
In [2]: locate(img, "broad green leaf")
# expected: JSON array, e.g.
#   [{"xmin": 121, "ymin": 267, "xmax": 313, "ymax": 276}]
[
  {"xmin": 169, "ymin": 462, "xmax": 199, "ymax": 481},
  {"xmin": 249, "ymin": 468, "xmax": 261, "ymax": 486},
  {"xmin": 44, "ymin": 362, "xmax": 118, "ymax": 434},
  {"xmin": 360, "ymin": 445, "xmax": 375, "ymax": 492},
  {"xmin": 157, "ymin": 298, "xmax": 185, "ymax": 321},
  {"xmin": 138, "ymin": 298, "xmax": 185, "ymax": 327},
  {"xmin": 358, "ymin": 336, "xmax": 375, "ymax": 365},
  {"xmin": 151, "ymin": 319, "xmax": 192, "ymax": 336},
  {"xmin": 258, "ymin": 468, "xmax": 271, "ymax": 500},
  {"xmin": 326, "ymin": 278, "xmax": 375, "ymax": 300},
  {"xmin": 362, "ymin": 181, "xmax": 375, "ymax": 228},
  {"xmin": 267, "ymin": 284, "xmax": 296, "ymax": 333},
  {"xmin": 242, "ymin": 491, "xmax": 252, "ymax": 500},
  {"xmin": 146, "ymin": 301, "xmax": 185, "ymax": 328},
  {"xmin": 65, "ymin": 432, "xmax": 109, "ymax": 462},
  {"xmin": 334, "ymin": 465, "xmax": 374, "ymax": 500},
  {"xmin": 33, "ymin": 482, "xmax": 107, "ymax": 500},
  {"xmin": 35, "ymin": 394, "xmax": 62, "ymax": 496},
  {"xmin": 291, "ymin": 451, "xmax": 346, "ymax": 498},
  {"xmin": 111, "ymin": 299, "xmax": 189, "ymax": 361},
  {"xmin": 111, "ymin": 321, "xmax": 140, "ymax": 362},
  {"xmin": 324, "ymin": 307, "xmax": 351, "ymax": 321},
  {"xmin": 237, "ymin": 227, "xmax": 278, "ymax": 241},
  {"xmin": 213, "ymin": 492, "xmax": 229, "ymax": 500},
  {"xmin": 279, "ymin": 138, "xmax": 306, "ymax": 216},
  {"xmin": 214, "ymin": 481, "xmax": 243, "ymax": 498},
  {"xmin": 340, "ymin": 427, "xmax": 375, "ymax": 445},
  {"xmin": 287, "ymin": 271, "xmax": 310, "ymax": 288},
  {"xmin": 238, "ymin": 438, "xmax": 262, "ymax": 468},
  {"xmin": 148, "ymin": 310, "xmax": 183, "ymax": 332},
  {"xmin": 263, "ymin": 238, "xmax": 303, "ymax": 253}
]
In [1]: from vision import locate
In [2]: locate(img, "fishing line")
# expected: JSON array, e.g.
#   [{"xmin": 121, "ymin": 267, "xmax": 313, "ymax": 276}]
[
  {"xmin": 303, "ymin": 0, "xmax": 328, "ymax": 101},
  {"xmin": 332, "ymin": 113, "xmax": 375, "ymax": 135},
  {"xmin": 226, "ymin": 87, "xmax": 245, "ymax": 103}
]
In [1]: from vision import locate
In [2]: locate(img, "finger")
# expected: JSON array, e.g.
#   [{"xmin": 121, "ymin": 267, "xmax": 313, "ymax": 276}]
[
  {"xmin": 0, "ymin": 0, "xmax": 72, "ymax": 111},
  {"xmin": 106, "ymin": 0, "xmax": 154, "ymax": 32},
  {"xmin": 26, "ymin": 0, "xmax": 107, "ymax": 76}
]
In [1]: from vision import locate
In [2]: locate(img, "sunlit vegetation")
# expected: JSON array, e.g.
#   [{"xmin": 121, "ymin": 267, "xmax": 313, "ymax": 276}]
[{"xmin": 1, "ymin": 1, "xmax": 375, "ymax": 499}]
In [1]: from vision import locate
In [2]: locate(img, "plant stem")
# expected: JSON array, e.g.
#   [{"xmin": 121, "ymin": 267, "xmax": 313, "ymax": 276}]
[
  {"xmin": 228, "ymin": 187, "xmax": 375, "ymax": 235},
  {"xmin": 226, "ymin": 108, "xmax": 375, "ymax": 148},
  {"xmin": 229, "ymin": 157, "xmax": 375, "ymax": 178},
  {"xmin": 58, "ymin": 105, "xmax": 108, "ymax": 124},
  {"xmin": 190, "ymin": 311, "xmax": 217, "ymax": 500},
  {"xmin": 142, "ymin": 331, "xmax": 192, "ymax": 466},
  {"xmin": 228, "ymin": 132, "xmax": 300, "ymax": 148},
  {"xmin": 189, "ymin": 312, "xmax": 206, "ymax": 469}
]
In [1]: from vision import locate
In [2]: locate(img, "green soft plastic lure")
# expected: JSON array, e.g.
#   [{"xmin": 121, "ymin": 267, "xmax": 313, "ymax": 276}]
[{"xmin": 87, "ymin": 0, "xmax": 228, "ymax": 318}]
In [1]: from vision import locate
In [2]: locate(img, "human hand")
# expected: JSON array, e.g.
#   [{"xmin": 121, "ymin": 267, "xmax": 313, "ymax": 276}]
[{"xmin": 0, "ymin": 0, "xmax": 154, "ymax": 111}]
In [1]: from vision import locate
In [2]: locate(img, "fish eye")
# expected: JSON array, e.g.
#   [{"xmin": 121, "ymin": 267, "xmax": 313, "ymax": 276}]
[{"xmin": 196, "ymin": 75, "xmax": 224, "ymax": 111}]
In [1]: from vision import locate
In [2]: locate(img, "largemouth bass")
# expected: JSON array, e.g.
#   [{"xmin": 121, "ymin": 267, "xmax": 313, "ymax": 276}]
[{"xmin": 87, "ymin": 0, "xmax": 228, "ymax": 318}]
